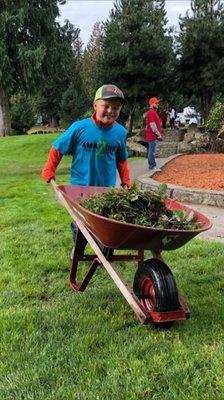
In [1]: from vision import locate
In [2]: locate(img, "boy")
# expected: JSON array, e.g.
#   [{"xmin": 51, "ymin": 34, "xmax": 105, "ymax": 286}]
[{"xmin": 41, "ymin": 84, "xmax": 131, "ymax": 251}]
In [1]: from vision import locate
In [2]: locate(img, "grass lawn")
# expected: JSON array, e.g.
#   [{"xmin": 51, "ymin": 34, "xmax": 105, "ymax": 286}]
[{"xmin": 0, "ymin": 133, "xmax": 224, "ymax": 400}]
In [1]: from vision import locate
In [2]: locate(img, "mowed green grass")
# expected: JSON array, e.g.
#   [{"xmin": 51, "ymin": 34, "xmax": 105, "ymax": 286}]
[{"xmin": 0, "ymin": 133, "xmax": 224, "ymax": 400}]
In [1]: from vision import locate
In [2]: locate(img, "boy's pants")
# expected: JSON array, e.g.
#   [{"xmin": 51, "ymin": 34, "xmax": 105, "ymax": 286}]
[
  {"xmin": 71, "ymin": 221, "xmax": 78, "ymax": 241},
  {"xmin": 70, "ymin": 221, "xmax": 113, "ymax": 260}
]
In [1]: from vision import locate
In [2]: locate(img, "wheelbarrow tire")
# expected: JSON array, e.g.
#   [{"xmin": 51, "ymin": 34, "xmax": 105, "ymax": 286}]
[{"xmin": 133, "ymin": 258, "xmax": 180, "ymax": 328}]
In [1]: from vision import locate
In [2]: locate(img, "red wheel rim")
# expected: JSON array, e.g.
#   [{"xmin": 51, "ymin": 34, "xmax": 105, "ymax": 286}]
[{"xmin": 139, "ymin": 277, "xmax": 156, "ymax": 312}]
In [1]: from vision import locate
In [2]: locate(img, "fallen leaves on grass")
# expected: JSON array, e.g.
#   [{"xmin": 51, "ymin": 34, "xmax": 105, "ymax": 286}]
[{"xmin": 80, "ymin": 183, "xmax": 202, "ymax": 230}]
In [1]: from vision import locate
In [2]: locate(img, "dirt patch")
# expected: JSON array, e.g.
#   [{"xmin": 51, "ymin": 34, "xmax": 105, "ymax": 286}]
[{"xmin": 154, "ymin": 154, "xmax": 224, "ymax": 191}]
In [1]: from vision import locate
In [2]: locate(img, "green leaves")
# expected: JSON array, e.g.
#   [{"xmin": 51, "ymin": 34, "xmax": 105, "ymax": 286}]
[
  {"xmin": 17, "ymin": 44, "xmax": 46, "ymax": 85},
  {"xmin": 157, "ymin": 183, "xmax": 168, "ymax": 197},
  {"xmin": 80, "ymin": 183, "xmax": 202, "ymax": 230},
  {"xmin": 206, "ymin": 101, "xmax": 224, "ymax": 133}
]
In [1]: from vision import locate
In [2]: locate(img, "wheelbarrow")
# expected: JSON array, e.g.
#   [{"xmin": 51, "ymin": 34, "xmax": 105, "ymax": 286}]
[{"xmin": 51, "ymin": 181, "xmax": 212, "ymax": 327}]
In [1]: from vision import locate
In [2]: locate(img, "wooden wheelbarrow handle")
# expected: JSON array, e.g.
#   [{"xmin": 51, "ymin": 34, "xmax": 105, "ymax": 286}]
[{"xmin": 50, "ymin": 179, "xmax": 57, "ymax": 190}]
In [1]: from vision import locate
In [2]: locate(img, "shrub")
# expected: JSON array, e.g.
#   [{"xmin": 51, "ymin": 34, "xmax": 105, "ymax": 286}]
[
  {"xmin": 205, "ymin": 101, "xmax": 224, "ymax": 133},
  {"xmin": 10, "ymin": 93, "xmax": 39, "ymax": 134}
]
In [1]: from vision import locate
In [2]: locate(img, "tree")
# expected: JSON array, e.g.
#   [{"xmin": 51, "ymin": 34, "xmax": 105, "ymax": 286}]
[
  {"xmin": 81, "ymin": 22, "xmax": 104, "ymax": 102},
  {"xmin": 10, "ymin": 92, "xmax": 40, "ymax": 134},
  {"xmin": 0, "ymin": 0, "xmax": 66, "ymax": 136},
  {"xmin": 60, "ymin": 81, "xmax": 89, "ymax": 124},
  {"xmin": 176, "ymin": 0, "xmax": 224, "ymax": 120},
  {"xmin": 39, "ymin": 20, "xmax": 82, "ymax": 128},
  {"xmin": 98, "ymin": 0, "xmax": 174, "ymax": 133}
]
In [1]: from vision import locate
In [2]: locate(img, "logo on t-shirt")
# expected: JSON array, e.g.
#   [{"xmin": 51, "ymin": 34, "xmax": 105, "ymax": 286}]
[
  {"xmin": 82, "ymin": 140, "xmax": 117, "ymax": 156},
  {"xmin": 96, "ymin": 140, "xmax": 107, "ymax": 156}
]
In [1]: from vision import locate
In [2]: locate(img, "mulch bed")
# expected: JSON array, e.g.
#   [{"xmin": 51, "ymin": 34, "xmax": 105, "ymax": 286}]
[{"xmin": 153, "ymin": 154, "xmax": 224, "ymax": 191}]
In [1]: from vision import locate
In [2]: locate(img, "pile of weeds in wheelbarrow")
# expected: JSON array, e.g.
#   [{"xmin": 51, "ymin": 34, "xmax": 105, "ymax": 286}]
[{"xmin": 80, "ymin": 183, "xmax": 202, "ymax": 230}]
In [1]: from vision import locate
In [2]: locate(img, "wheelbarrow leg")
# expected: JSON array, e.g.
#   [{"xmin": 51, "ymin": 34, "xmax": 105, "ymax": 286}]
[
  {"xmin": 70, "ymin": 229, "xmax": 115, "ymax": 292},
  {"xmin": 70, "ymin": 228, "xmax": 94, "ymax": 292},
  {"xmin": 71, "ymin": 237, "xmax": 149, "ymax": 323},
  {"xmin": 137, "ymin": 250, "xmax": 144, "ymax": 268}
]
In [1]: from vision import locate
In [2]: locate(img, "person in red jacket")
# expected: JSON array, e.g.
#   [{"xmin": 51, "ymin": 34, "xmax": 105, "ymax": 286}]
[
  {"xmin": 145, "ymin": 97, "xmax": 163, "ymax": 171},
  {"xmin": 41, "ymin": 84, "xmax": 131, "ymax": 257}
]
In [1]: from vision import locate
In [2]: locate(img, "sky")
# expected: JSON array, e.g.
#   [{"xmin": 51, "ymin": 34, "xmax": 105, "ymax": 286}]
[{"xmin": 58, "ymin": 0, "xmax": 192, "ymax": 47}]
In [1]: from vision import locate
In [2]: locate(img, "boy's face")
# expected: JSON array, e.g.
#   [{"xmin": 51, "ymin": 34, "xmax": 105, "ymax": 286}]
[{"xmin": 93, "ymin": 98, "xmax": 122, "ymax": 125}]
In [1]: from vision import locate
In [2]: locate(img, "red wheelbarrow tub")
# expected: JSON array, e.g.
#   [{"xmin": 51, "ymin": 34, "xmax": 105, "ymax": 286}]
[{"xmin": 57, "ymin": 185, "xmax": 212, "ymax": 251}]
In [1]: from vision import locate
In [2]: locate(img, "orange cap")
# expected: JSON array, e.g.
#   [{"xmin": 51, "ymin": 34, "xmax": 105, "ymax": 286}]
[{"xmin": 149, "ymin": 97, "xmax": 160, "ymax": 105}]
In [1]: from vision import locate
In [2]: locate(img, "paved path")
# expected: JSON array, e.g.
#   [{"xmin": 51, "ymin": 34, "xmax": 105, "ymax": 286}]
[
  {"xmin": 185, "ymin": 203, "xmax": 224, "ymax": 243},
  {"xmin": 117, "ymin": 157, "xmax": 224, "ymax": 244}
]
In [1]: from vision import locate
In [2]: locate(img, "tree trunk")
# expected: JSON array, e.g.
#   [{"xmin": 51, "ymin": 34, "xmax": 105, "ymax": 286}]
[
  {"xmin": 0, "ymin": 89, "xmax": 11, "ymax": 136},
  {"xmin": 127, "ymin": 105, "xmax": 135, "ymax": 136},
  {"xmin": 201, "ymin": 90, "xmax": 212, "ymax": 122},
  {"xmin": 50, "ymin": 116, "xmax": 59, "ymax": 130}
]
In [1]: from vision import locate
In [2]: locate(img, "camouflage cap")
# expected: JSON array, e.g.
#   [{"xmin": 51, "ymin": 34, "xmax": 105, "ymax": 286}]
[{"xmin": 94, "ymin": 84, "xmax": 127, "ymax": 104}]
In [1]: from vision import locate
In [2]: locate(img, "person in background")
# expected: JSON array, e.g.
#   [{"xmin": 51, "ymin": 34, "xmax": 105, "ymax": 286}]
[
  {"xmin": 169, "ymin": 106, "xmax": 176, "ymax": 129},
  {"xmin": 145, "ymin": 97, "xmax": 163, "ymax": 171},
  {"xmin": 41, "ymin": 84, "xmax": 131, "ymax": 255},
  {"xmin": 159, "ymin": 108, "xmax": 168, "ymax": 129}
]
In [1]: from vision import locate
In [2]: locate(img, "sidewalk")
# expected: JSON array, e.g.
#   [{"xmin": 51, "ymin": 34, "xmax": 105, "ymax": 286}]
[
  {"xmin": 184, "ymin": 203, "xmax": 224, "ymax": 243},
  {"xmin": 117, "ymin": 157, "xmax": 224, "ymax": 244}
]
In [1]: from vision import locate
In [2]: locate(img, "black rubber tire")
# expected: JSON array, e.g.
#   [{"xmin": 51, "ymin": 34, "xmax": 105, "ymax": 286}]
[{"xmin": 133, "ymin": 258, "xmax": 181, "ymax": 328}]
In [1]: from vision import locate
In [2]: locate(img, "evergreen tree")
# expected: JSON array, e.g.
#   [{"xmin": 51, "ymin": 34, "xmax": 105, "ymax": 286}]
[
  {"xmin": 81, "ymin": 22, "xmax": 104, "ymax": 102},
  {"xmin": 0, "ymin": 0, "xmax": 66, "ymax": 136},
  {"xmin": 60, "ymin": 80, "xmax": 88, "ymax": 125},
  {"xmin": 59, "ymin": 30, "xmax": 89, "ymax": 125},
  {"xmin": 39, "ymin": 20, "xmax": 82, "ymax": 128},
  {"xmin": 177, "ymin": 0, "xmax": 224, "ymax": 119},
  {"xmin": 10, "ymin": 92, "xmax": 39, "ymax": 134},
  {"xmin": 99, "ymin": 0, "xmax": 174, "ymax": 133}
]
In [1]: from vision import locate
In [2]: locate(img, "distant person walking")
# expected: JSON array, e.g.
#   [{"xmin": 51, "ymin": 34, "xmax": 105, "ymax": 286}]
[{"xmin": 145, "ymin": 97, "xmax": 163, "ymax": 171}]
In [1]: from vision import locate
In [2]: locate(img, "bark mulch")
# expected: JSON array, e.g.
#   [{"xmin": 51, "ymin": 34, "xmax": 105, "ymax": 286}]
[{"xmin": 154, "ymin": 154, "xmax": 224, "ymax": 191}]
